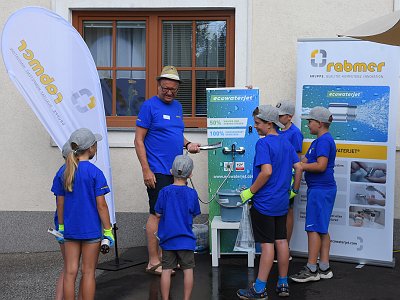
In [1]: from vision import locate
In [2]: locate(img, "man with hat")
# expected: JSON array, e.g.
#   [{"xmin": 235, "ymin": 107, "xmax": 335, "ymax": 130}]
[
  {"xmin": 290, "ymin": 106, "xmax": 337, "ymax": 283},
  {"xmin": 135, "ymin": 66, "xmax": 200, "ymax": 275}
]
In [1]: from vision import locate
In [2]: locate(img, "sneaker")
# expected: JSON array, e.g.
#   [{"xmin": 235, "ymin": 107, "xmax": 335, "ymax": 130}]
[
  {"xmin": 276, "ymin": 283, "xmax": 290, "ymax": 297},
  {"xmin": 237, "ymin": 284, "xmax": 268, "ymax": 300},
  {"xmin": 319, "ymin": 267, "xmax": 333, "ymax": 279},
  {"xmin": 290, "ymin": 266, "xmax": 320, "ymax": 283}
]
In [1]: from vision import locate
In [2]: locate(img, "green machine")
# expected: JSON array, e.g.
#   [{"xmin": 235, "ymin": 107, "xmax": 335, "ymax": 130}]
[{"xmin": 207, "ymin": 88, "xmax": 259, "ymax": 253}]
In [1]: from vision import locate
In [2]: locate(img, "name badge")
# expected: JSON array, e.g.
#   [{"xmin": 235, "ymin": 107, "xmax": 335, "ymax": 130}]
[{"xmin": 163, "ymin": 114, "xmax": 171, "ymax": 120}]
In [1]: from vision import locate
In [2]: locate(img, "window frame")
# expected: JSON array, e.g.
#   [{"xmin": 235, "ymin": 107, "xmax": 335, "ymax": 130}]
[{"xmin": 72, "ymin": 10, "xmax": 235, "ymax": 128}]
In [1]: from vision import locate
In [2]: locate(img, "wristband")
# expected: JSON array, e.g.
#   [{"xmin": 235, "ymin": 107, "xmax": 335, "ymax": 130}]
[
  {"xmin": 292, "ymin": 188, "xmax": 299, "ymax": 194},
  {"xmin": 185, "ymin": 142, "xmax": 192, "ymax": 150}
]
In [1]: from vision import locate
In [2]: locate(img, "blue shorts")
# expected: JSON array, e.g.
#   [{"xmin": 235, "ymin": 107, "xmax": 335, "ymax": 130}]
[{"xmin": 305, "ymin": 187, "xmax": 337, "ymax": 234}]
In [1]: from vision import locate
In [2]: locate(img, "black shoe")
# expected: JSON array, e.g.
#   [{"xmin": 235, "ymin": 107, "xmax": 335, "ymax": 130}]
[
  {"xmin": 237, "ymin": 284, "xmax": 268, "ymax": 299},
  {"xmin": 276, "ymin": 283, "xmax": 290, "ymax": 297},
  {"xmin": 318, "ymin": 267, "xmax": 333, "ymax": 279},
  {"xmin": 290, "ymin": 266, "xmax": 320, "ymax": 283}
]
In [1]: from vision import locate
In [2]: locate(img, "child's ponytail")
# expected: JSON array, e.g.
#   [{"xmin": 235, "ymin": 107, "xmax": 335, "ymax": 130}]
[
  {"xmin": 64, "ymin": 128, "xmax": 103, "ymax": 191},
  {"xmin": 63, "ymin": 144, "xmax": 79, "ymax": 192}
]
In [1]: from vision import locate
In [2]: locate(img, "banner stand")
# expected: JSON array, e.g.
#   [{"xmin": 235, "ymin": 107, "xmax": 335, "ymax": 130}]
[
  {"xmin": 1, "ymin": 7, "xmax": 117, "ymax": 223},
  {"xmin": 291, "ymin": 38, "xmax": 399, "ymax": 267},
  {"xmin": 0, "ymin": 7, "xmax": 145, "ymax": 269},
  {"xmin": 97, "ymin": 225, "xmax": 147, "ymax": 271}
]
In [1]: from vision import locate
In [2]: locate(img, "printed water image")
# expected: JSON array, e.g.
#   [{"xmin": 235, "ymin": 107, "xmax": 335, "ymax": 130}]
[
  {"xmin": 349, "ymin": 183, "xmax": 386, "ymax": 207},
  {"xmin": 301, "ymin": 85, "xmax": 390, "ymax": 142},
  {"xmin": 349, "ymin": 206, "xmax": 385, "ymax": 229},
  {"xmin": 350, "ymin": 161, "xmax": 386, "ymax": 184}
]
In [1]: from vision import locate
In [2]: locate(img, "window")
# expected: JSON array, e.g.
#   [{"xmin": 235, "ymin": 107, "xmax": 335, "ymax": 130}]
[{"xmin": 73, "ymin": 10, "xmax": 235, "ymax": 128}]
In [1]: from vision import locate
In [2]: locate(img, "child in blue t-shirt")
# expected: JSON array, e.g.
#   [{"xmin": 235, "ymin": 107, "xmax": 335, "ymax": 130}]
[
  {"xmin": 155, "ymin": 154, "xmax": 200, "ymax": 300},
  {"xmin": 276, "ymin": 100, "xmax": 304, "ymax": 249},
  {"xmin": 51, "ymin": 128, "xmax": 114, "ymax": 300},
  {"xmin": 52, "ymin": 141, "xmax": 77, "ymax": 300},
  {"xmin": 290, "ymin": 106, "xmax": 337, "ymax": 283},
  {"xmin": 237, "ymin": 105, "xmax": 302, "ymax": 299}
]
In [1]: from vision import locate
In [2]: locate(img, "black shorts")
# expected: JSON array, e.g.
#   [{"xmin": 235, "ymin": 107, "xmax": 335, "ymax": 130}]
[
  {"xmin": 147, "ymin": 173, "xmax": 174, "ymax": 215},
  {"xmin": 250, "ymin": 206, "xmax": 287, "ymax": 243},
  {"xmin": 162, "ymin": 250, "xmax": 195, "ymax": 270},
  {"xmin": 289, "ymin": 197, "xmax": 295, "ymax": 208}
]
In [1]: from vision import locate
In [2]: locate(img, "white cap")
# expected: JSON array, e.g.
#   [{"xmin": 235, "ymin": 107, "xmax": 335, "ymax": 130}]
[
  {"xmin": 301, "ymin": 106, "xmax": 333, "ymax": 123},
  {"xmin": 70, "ymin": 128, "xmax": 102, "ymax": 151},
  {"xmin": 276, "ymin": 100, "xmax": 295, "ymax": 116},
  {"xmin": 256, "ymin": 105, "xmax": 285, "ymax": 129},
  {"xmin": 171, "ymin": 155, "xmax": 194, "ymax": 178}
]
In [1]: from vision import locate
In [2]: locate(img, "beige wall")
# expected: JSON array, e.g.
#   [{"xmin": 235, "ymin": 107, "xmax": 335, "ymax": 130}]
[
  {"xmin": 0, "ymin": 0, "xmax": 55, "ymax": 210},
  {"xmin": 251, "ymin": 0, "xmax": 394, "ymax": 104},
  {"xmin": 1, "ymin": 0, "xmax": 399, "ymax": 219}
]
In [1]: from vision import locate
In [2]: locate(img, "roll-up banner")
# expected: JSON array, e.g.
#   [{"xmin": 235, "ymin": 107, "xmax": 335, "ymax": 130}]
[
  {"xmin": 292, "ymin": 38, "xmax": 399, "ymax": 266},
  {"xmin": 1, "ymin": 7, "xmax": 116, "ymax": 224}
]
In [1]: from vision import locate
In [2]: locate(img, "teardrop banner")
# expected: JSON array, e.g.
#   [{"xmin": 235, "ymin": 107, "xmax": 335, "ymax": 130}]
[{"xmin": 1, "ymin": 6, "xmax": 116, "ymax": 224}]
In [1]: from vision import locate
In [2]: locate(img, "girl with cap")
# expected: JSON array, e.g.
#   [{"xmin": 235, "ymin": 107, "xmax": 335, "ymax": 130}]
[
  {"xmin": 237, "ymin": 105, "xmax": 302, "ymax": 299},
  {"xmin": 51, "ymin": 128, "xmax": 114, "ymax": 300},
  {"xmin": 53, "ymin": 141, "xmax": 80, "ymax": 300}
]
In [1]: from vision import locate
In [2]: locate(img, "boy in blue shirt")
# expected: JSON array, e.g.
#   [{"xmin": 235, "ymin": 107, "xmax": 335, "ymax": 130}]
[
  {"xmin": 290, "ymin": 106, "xmax": 337, "ymax": 283},
  {"xmin": 276, "ymin": 100, "xmax": 304, "ymax": 252},
  {"xmin": 276, "ymin": 100, "xmax": 303, "ymax": 156},
  {"xmin": 155, "ymin": 154, "xmax": 201, "ymax": 300},
  {"xmin": 237, "ymin": 105, "xmax": 302, "ymax": 299}
]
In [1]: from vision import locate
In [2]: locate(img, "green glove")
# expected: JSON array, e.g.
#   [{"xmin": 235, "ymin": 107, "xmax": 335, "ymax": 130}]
[
  {"xmin": 240, "ymin": 188, "xmax": 254, "ymax": 203},
  {"xmin": 103, "ymin": 228, "xmax": 115, "ymax": 247},
  {"xmin": 56, "ymin": 224, "xmax": 64, "ymax": 244},
  {"xmin": 290, "ymin": 189, "xmax": 299, "ymax": 199},
  {"xmin": 289, "ymin": 173, "xmax": 297, "ymax": 199}
]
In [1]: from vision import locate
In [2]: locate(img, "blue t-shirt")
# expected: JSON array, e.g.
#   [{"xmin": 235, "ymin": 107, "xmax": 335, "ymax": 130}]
[
  {"xmin": 51, "ymin": 161, "xmax": 110, "ymax": 239},
  {"xmin": 155, "ymin": 184, "xmax": 201, "ymax": 251},
  {"xmin": 136, "ymin": 96, "xmax": 184, "ymax": 175},
  {"xmin": 52, "ymin": 164, "xmax": 64, "ymax": 230},
  {"xmin": 252, "ymin": 135, "xmax": 300, "ymax": 216},
  {"xmin": 304, "ymin": 132, "xmax": 336, "ymax": 189},
  {"xmin": 278, "ymin": 123, "xmax": 304, "ymax": 153}
]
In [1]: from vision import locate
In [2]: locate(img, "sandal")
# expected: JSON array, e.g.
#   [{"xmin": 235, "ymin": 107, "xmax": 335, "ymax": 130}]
[
  {"xmin": 145, "ymin": 263, "xmax": 162, "ymax": 275},
  {"xmin": 145, "ymin": 262, "xmax": 176, "ymax": 276}
]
